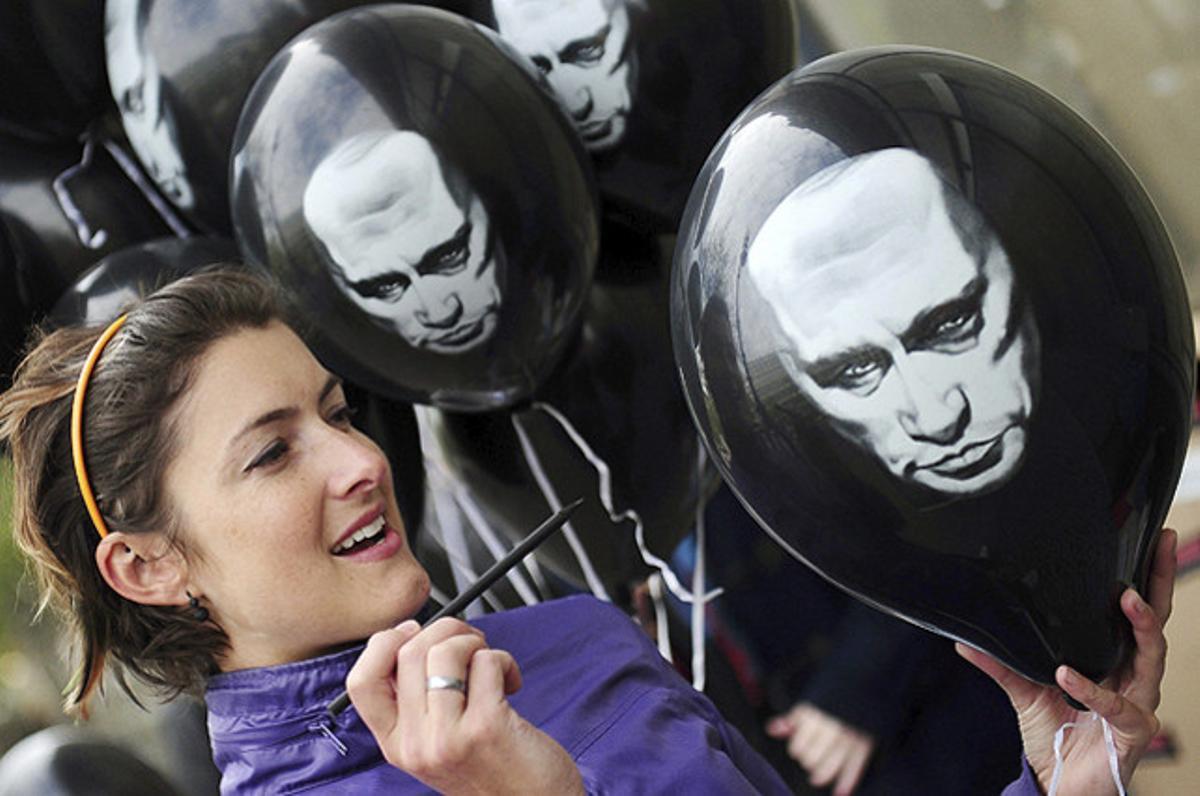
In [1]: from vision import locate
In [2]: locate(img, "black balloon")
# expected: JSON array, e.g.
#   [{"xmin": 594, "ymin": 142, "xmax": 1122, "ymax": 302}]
[
  {"xmin": 102, "ymin": 0, "xmax": 475, "ymax": 232},
  {"xmin": 232, "ymin": 5, "xmax": 599, "ymax": 410},
  {"xmin": 433, "ymin": 225, "xmax": 713, "ymax": 597},
  {"xmin": 0, "ymin": 215, "xmax": 33, "ymax": 389},
  {"xmin": 0, "ymin": 136, "xmax": 171, "ymax": 328},
  {"xmin": 0, "ymin": 0, "xmax": 109, "ymax": 143},
  {"xmin": 469, "ymin": 0, "xmax": 813, "ymax": 232},
  {"xmin": 0, "ymin": 726, "xmax": 181, "ymax": 796},
  {"xmin": 672, "ymin": 47, "xmax": 1194, "ymax": 686},
  {"xmin": 49, "ymin": 235, "xmax": 239, "ymax": 327}
]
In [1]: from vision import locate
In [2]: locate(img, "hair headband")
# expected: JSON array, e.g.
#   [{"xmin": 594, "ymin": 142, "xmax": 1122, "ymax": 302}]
[{"xmin": 71, "ymin": 314, "xmax": 128, "ymax": 539}]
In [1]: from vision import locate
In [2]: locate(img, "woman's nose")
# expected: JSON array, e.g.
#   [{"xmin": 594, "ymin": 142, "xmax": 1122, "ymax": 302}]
[{"xmin": 327, "ymin": 428, "xmax": 387, "ymax": 499}]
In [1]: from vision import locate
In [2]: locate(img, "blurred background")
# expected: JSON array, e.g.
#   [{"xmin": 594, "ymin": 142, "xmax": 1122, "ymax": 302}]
[{"xmin": 1, "ymin": 1, "xmax": 1198, "ymax": 794}]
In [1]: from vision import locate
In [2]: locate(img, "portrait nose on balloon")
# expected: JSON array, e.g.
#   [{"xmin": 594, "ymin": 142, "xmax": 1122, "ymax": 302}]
[
  {"xmin": 569, "ymin": 89, "xmax": 594, "ymax": 121},
  {"xmin": 900, "ymin": 386, "xmax": 970, "ymax": 444},
  {"xmin": 414, "ymin": 292, "xmax": 464, "ymax": 328}
]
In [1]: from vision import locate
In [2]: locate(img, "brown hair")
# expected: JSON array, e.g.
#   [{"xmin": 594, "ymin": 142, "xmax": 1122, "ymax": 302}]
[{"xmin": 0, "ymin": 268, "xmax": 285, "ymax": 716}]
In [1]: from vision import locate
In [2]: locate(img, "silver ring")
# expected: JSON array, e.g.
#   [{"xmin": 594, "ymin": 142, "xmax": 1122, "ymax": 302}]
[{"xmin": 426, "ymin": 675, "xmax": 467, "ymax": 694}]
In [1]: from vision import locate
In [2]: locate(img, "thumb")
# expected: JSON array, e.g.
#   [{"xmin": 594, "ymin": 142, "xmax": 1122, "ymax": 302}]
[{"xmin": 766, "ymin": 714, "xmax": 795, "ymax": 738}]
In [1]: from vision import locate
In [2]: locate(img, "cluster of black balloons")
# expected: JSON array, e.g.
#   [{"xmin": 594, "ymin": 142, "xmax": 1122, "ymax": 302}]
[{"xmin": 2, "ymin": 1, "xmax": 1192, "ymax": 689}]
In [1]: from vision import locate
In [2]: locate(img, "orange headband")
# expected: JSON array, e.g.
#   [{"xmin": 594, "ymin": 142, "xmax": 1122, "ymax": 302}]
[{"xmin": 70, "ymin": 314, "xmax": 128, "ymax": 539}]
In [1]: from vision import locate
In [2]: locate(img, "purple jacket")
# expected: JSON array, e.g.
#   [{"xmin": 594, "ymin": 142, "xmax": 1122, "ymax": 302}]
[{"xmin": 206, "ymin": 596, "xmax": 792, "ymax": 794}]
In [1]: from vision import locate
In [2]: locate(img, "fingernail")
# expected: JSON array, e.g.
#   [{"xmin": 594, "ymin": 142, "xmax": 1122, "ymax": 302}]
[{"xmin": 394, "ymin": 619, "xmax": 419, "ymax": 633}]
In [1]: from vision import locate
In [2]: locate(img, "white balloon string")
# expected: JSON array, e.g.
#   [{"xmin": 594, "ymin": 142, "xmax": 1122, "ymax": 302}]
[
  {"xmin": 428, "ymin": 482, "xmax": 490, "ymax": 618},
  {"xmin": 511, "ymin": 410, "xmax": 612, "ymax": 602},
  {"xmin": 690, "ymin": 445, "xmax": 709, "ymax": 692},
  {"xmin": 52, "ymin": 137, "xmax": 107, "ymax": 249},
  {"xmin": 452, "ymin": 481, "xmax": 540, "ymax": 606},
  {"xmin": 530, "ymin": 401, "xmax": 722, "ymax": 606},
  {"xmin": 1047, "ymin": 713, "xmax": 1125, "ymax": 796},
  {"xmin": 428, "ymin": 583, "xmax": 453, "ymax": 608},
  {"xmin": 1101, "ymin": 716, "xmax": 1127, "ymax": 796},
  {"xmin": 99, "ymin": 137, "xmax": 192, "ymax": 238},
  {"xmin": 647, "ymin": 573, "xmax": 673, "ymax": 662},
  {"xmin": 1047, "ymin": 718, "xmax": 1080, "ymax": 796},
  {"xmin": 415, "ymin": 407, "xmax": 536, "ymax": 609}
]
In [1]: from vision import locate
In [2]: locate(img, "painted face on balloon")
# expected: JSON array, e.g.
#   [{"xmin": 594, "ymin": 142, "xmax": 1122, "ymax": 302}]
[
  {"xmin": 493, "ymin": 0, "xmax": 637, "ymax": 152},
  {"xmin": 303, "ymin": 131, "xmax": 502, "ymax": 354},
  {"xmin": 747, "ymin": 149, "xmax": 1039, "ymax": 498},
  {"xmin": 105, "ymin": 0, "xmax": 195, "ymax": 209}
]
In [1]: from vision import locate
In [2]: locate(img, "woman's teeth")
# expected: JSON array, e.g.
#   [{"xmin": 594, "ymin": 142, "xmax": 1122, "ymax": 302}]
[{"xmin": 333, "ymin": 516, "xmax": 386, "ymax": 554}]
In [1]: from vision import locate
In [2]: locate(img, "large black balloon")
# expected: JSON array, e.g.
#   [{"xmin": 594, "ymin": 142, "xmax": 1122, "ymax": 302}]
[
  {"xmin": 672, "ymin": 47, "xmax": 1193, "ymax": 686},
  {"xmin": 232, "ymin": 5, "xmax": 598, "ymax": 410},
  {"xmin": 433, "ymin": 225, "xmax": 712, "ymax": 597},
  {"xmin": 103, "ymin": 0, "xmax": 474, "ymax": 232},
  {"xmin": 469, "ymin": 0, "xmax": 814, "ymax": 232},
  {"xmin": 0, "ymin": 0, "xmax": 109, "ymax": 143},
  {"xmin": 49, "ymin": 235, "xmax": 239, "ymax": 327},
  {"xmin": 0, "ymin": 136, "xmax": 171, "ymax": 328}
]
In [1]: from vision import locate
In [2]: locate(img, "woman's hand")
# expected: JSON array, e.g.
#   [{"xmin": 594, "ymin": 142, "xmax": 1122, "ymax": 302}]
[
  {"xmin": 957, "ymin": 527, "xmax": 1177, "ymax": 795},
  {"xmin": 766, "ymin": 702, "xmax": 876, "ymax": 796},
  {"xmin": 346, "ymin": 617, "xmax": 585, "ymax": 796}
]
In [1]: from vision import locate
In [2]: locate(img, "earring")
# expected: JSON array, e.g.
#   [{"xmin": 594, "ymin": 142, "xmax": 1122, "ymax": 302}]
[{"xmin": 186, "ymin": 592, "xmax": 209, "ymax": 623}]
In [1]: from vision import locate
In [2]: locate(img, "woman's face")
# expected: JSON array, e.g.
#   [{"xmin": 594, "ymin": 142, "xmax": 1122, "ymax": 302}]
[{"xmin": 164, "ymin": 323, "xmax": 430, "ymax": 671}]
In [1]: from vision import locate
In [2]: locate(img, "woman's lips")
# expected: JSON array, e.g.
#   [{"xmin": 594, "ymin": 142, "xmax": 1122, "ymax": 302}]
[{"xmin": 339, "ymin": 525, "xmax": 405, "ymax": 563}]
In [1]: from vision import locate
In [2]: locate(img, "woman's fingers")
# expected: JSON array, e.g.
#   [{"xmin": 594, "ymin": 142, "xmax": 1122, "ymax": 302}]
[
  {"xmin": 1056, "ymin": 666, "xmax": 1158, "ymax": 743},
  {"xmin": 807, "ymin": 737, "xmax": 850, "ymax": 788},
  {"xmin": 1120, "ymin": 588, "xmax": 1167, "ymax": 710},
  {"xmin": 392, "ymin": 618, "xmax": 485, "ymax": 720},
  {"xmin": 765, "ymin": 712, "xmax": 797, "ymax": 739},
  {"xmin": 346, "ymin": 620, "xmax": 421, "ymax": 736},
  {"xmin": 1147, "ymin": 528, "xmax": 1178, "ymax": 624},
  {"xmin": 424, "ymin": 633, "xmax": 489, "ymax": 728},
  {"xmin": 834, "ymin": 739, "xmax": 873, "ymax": 796},
  {"xmin": 463, "ymin": 648, "xmax": 521, "ymax": 717},
  {"xmin": 955, "ymin": 642, "xmax": 1043, "ymax": 712}
]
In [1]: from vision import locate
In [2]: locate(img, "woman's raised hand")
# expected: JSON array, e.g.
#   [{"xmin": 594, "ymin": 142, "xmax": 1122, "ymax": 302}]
[
  {"xmin": 347, "ymin": 617, "xmax": 585, "ymax": 795},
  {"xmin": 958, "ymin": 528, "xmax": 1177, "ymax": 795}
]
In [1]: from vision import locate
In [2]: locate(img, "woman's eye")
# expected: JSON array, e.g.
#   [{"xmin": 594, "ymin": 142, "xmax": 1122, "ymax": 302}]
[
  {"xmin": 330, "ymin": 404, "xmax": 359, "ymax": 427},
  {"xmin": 246, "ymin": 441, "xmax": 288, "ymax": 472}
]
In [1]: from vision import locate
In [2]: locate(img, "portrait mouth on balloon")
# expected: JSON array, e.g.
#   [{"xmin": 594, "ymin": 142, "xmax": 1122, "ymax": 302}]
[
  {"xmin": 578, "ymin": 112, "xmax": 626, "ymax": 149},
  {"xmin": 907, "ymin": 424, "xmax": 1027, "ymax": 492},
  {"xmin": 423, "ymin": 311, "xmax": 498, "ymax": 353}
]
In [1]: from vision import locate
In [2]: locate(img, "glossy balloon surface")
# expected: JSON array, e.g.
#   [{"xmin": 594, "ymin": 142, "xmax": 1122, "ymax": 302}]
[
  {"xmin": 232, "ymin": 5, "xmax": 598, "ymax": 410},
  {"xmin": 470, "ymin": 0, "xmax": 811, "ymax": 232},
  {"xmin": 102, "ymin": 0, "xmax": 473, "ymax": 232},
  {"xmin": 0, "ymin": 0, "xmax": 109, "ymax": 143},
  {"xmin": 49, "ymin": 236, "xmax": 239, "ymax": 327},
  {"xmin": 672, "ymin": 47, "xmax": 1194, "ymax": 685},
  {"xmin": 434, "ymin": 227, "xmax": 712, "ymax": 595},
  {"xmin": 0, "ymin": 137, "xmax": 170, "ymax": 323}
]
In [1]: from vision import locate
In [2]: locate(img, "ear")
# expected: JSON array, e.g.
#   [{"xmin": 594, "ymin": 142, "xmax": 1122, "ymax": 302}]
[{"xmin": 95, "ymin": 531, "xmax": 190, "ymax": 607}]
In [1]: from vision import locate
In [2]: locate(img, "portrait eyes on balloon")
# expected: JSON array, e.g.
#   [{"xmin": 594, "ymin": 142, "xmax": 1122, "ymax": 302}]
[
  {"xmin": 105, "ymin": 2, "xmax": 195, "ymax": 208},
  {"xmin": 750, "ymin": 150, "xmax": 1037, "ymax": 497},
  {"xmin": 494, "ymin": 0, "xmax": 635, "ymax": 150},
  {"xmin": 304, "ymin": 131, "xmax": 502, "ymax": 354}
]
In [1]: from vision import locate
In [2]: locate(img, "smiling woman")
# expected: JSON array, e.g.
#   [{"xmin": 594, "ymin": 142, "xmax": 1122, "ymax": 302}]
[{"xmin": 0, "ymin": 268, "xmax": 799, "ymax": 794}]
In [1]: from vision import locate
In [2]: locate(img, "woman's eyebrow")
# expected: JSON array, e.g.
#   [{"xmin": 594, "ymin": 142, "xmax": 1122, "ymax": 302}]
[{"xmin": 227, "ymin": 375, "xmax": 342, "ymax": 452}]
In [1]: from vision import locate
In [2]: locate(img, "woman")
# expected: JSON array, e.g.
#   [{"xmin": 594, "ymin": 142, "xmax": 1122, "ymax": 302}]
[{"xmin": 0, "ymin": 269, "xmax": 1174, "ymax": 794}]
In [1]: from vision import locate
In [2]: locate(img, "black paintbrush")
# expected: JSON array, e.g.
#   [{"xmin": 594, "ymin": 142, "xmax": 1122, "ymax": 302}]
[{"xmin": 325, "ymin": 497, "xmax": 584, "ymax": 719}]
